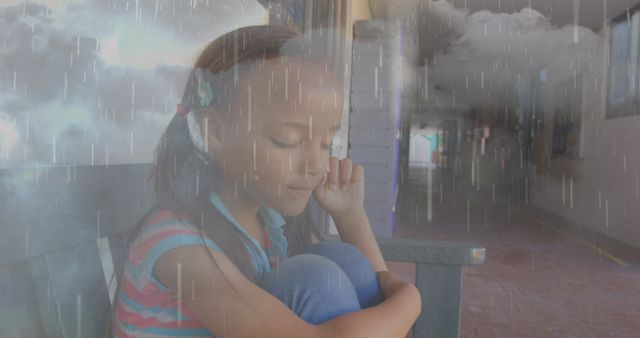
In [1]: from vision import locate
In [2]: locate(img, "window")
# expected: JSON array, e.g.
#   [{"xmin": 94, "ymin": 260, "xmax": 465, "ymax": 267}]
[
  {"xmin": 552, "ymin": 74, "xmax": 583, "ymax": 159},
  {"xmin": 607, "ymin": 8, "xmax": 640, "ymax": 118}
]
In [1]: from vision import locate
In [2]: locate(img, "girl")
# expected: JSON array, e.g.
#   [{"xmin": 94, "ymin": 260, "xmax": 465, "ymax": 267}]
[{"xmin": 112, "ymin": 25, "xmax": 420, "ymax": 338}]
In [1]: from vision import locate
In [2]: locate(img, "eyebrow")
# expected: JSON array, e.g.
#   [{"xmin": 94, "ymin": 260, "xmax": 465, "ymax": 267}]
[{"xmin": 282, "ymin": 122, "xmax": 342, "ymax": 131}]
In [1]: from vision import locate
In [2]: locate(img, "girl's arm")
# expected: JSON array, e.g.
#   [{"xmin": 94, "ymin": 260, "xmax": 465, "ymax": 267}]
[
  {"xmin": 155, "ymin": 244, "xmax": 420, "ymax": 338},
  {"xmin": 331, "ymin": 207, "xmax": 422, "ymax": 336},
  {"xmin": 331, "ymin": 208, "xmax": 387, "ymax": 272},
  {"xmin": 314, "ymin": 157, "xmax": 388, "ymax": 273},
  {"xmin": 320, "ymin": 270, "xmax": 420, "ymax": 337}
]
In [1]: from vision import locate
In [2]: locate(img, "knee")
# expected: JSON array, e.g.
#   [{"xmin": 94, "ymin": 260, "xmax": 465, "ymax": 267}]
[
  {"xmin": 260, "ymin": 254, "xmax": 361, "ymax": 324},
  {"xmin": 303, "ymin": 241, "xmax": 383, "ymax": 309},
  {"xmin": 260, "ymin": 253, "xmax": 354, "ymax": 294},
  {"xmin": 306, "ymin": 241, "xmax": 370, "ymax": 267}
]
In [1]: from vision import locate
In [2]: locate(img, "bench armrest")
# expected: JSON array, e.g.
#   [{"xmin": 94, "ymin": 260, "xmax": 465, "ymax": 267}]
[{"xmin": 377, "ymin": 237, "xmax": 486, "ymax": 265}]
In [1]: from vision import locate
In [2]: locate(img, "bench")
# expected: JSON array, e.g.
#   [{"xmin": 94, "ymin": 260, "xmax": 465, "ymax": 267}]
[{"xmin": 0, "ymin": 163, "xmax": 485, "ymax": 337}]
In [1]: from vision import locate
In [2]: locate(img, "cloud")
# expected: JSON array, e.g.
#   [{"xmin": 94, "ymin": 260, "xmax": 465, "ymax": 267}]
[
  {"xmin": 0, "ymin": 0, "xmax": 267, "ymax": 169},
  {"xmin": 421, "ymin": 5, "xmax": 602, "ymax": 112},
  {"xmin": 97, "ymin": 17, "xmax": 197, "ymax": 69}
]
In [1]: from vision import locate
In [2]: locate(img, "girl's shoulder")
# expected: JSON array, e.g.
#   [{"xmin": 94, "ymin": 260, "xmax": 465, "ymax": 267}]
[
  {"xmin": 137, "ymin": 208, "xmax": 200, "ymax": 240},
  {"xmin": 128, "ymin": 208, "xmax": 222, "ymax": 273},
  {"xmin": 115, "ymin": 209, "xmax": 216, "ymax": 337},
  {"xmin": 145, "ymin": 207, "xmax": 192, "ymax": 225}
]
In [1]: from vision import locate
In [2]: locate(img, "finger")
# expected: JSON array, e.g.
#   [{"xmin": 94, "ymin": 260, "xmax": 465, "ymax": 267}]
[
  {"xmin": 313, "ymin": 172, "xmax": 328, "ymax": 198},
  {"xmin": 351, "ymin": 163, "xmax": 364, "ymax": 182},
  {"xmin": 315, "ymin": 172, "xmax": 327, "ymax": 189},
  {"xmin": 339, "ymin": 159, "xmax": 352, "ymax": 190},
  {"xmin": 328, "ymin": 156, "xmax": 339, "ymax": 191}
]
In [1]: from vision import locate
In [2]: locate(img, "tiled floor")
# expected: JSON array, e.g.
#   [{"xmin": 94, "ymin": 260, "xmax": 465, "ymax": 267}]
[{"xmin": 387, "ymin": 167, "xmax": 640, "ymax": 338}]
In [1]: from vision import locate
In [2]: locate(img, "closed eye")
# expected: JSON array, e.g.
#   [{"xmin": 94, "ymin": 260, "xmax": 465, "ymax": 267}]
[
  {"xmin": 271, "ymin": 138, "xmax": 332, "ymax": 151},
  {"xmin": 270, "ymin": 138, "xmax": 300, "ymax": 148}
]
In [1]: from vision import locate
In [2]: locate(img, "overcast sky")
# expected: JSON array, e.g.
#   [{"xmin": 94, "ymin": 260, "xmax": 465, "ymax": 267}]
[{"xmin": 0, "ymin": 0, "xmax": 266, "ymax": 169}]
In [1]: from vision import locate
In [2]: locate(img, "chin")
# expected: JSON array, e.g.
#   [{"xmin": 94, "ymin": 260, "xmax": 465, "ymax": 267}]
[
  {"xmin": 279, "ymin": 204, "xmax": 307, "ymax": 217},
  {"xmin": 259, "ymin": 185, "xmax": 314, "ymax": 217},
  {"xmin": 274, "ymin": 198, "xmax": 310, "ymax": 217}
]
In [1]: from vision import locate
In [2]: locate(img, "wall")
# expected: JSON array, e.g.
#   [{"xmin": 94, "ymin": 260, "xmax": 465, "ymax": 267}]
[
  {"xmin": 530, "ymin": 26, "xmax": 640, "ymax": 249},
  {"xmin": 331, "ymin": 0, "xmax": 373, "ymax": 158},
  {"xmin": 311, "ymin": 0, "xmax": 372, "ymax": 235},
  {"xmin": 351, "ymin": 0, "xmax": 373, "ymax": 22}
]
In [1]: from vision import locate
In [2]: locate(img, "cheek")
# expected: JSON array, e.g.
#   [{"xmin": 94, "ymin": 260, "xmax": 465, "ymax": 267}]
[
  {"xmin": 220, "ymin": 136, "xmax": 257, "ymax": 175},
  {"xmin": 256, "ymin": 145, "xmax": 292, "ymax": 178}
]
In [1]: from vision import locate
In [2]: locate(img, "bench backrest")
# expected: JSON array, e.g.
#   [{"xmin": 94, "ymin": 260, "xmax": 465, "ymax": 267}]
[{"xmin": 0, "ymin": 163, "xmax": 155, "ymax": 337}]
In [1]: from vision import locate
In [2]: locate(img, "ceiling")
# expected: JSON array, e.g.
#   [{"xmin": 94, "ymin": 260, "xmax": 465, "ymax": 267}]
[
  {"xmin": 369, "ymin": 0, "xmax": 640, "ymax": 29},
  {"xmin": 368, "ymin": 0, "xmax": 640, "ymax": 64},
  {"xmin": 448, "ymin": 0, "xmax": 640, "ymax": 29}
]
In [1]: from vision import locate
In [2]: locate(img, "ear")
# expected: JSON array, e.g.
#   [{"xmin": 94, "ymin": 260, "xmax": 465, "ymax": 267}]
[{"xmin": 200, "ymin": 108, "xmax": 227, "ymax": 154}]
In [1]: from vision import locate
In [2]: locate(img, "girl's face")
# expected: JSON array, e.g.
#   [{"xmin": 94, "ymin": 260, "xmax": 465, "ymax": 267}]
[{"xmin": 208, "ymin": 58, "xmax": 343, "ymax": 217}]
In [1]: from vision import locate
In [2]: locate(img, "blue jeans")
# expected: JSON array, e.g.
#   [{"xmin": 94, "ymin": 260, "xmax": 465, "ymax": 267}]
[{"xmin": 259, "ymin": 240, "xmax": 383, "ymax": 324}]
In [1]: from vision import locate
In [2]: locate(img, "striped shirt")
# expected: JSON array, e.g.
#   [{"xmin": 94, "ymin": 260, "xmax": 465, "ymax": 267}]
[{"xmin": 113, "ymin": 190, "xmax": 287, "ymax": 338}]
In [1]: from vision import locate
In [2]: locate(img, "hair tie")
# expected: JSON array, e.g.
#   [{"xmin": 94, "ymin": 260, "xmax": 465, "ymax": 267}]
[
  {"xmin": 176, "ymin": 103, "xmax": 190, "ymax": 116},
  {"xmin": 195, "ymin": 68, "xmax": 215, "ymax": 107}
]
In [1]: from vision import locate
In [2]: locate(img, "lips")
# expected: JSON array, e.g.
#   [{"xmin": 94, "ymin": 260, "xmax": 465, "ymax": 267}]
[{"xmin": 286, "ymin": 185, "xmax": 314, "ymax": 198}]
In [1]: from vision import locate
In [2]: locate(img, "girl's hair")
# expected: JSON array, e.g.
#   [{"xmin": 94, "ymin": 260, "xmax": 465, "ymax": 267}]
[{"xmin": 107, "ymin": 25, "xmax": 339, "ymax": 334}]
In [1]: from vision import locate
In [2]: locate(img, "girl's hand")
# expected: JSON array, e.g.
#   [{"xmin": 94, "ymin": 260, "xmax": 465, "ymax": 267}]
[{"xmin": 313, "ymin": 157, "xmax": 365, "ymax": 219}]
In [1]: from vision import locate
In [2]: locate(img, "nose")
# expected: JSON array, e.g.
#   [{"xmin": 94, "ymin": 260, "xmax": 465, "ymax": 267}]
[{"xmin": 303, "ymin": 143, "xmax": 327, "ymax": 179}]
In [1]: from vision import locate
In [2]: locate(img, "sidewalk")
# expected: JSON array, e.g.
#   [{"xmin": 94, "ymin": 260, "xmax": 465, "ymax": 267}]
[{"xmin": 388, "ymin": 168, "xmax": 640, "ymax": 338}]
